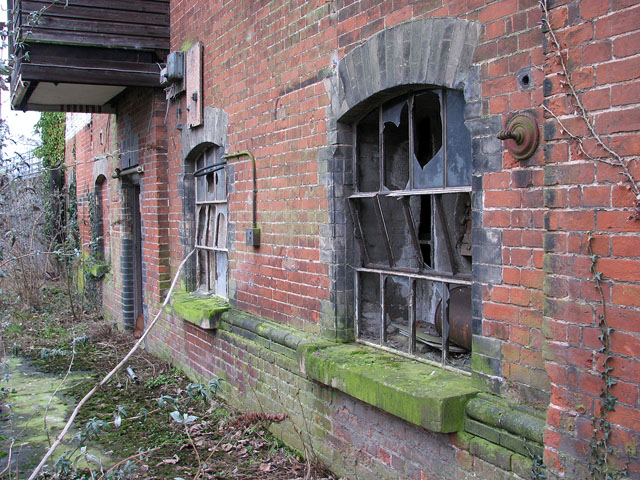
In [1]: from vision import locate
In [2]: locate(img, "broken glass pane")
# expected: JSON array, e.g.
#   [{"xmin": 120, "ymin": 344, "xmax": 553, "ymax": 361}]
[
  {"xmin": 413, "ymin": 279, "xmax": 444, "ymax": 362},
  {"xmin": 413, "ymin": 90, "xmax": 443, "ymax": 189},
  {"xmin": 383, "ymin": 275, "xmax": 410, "ymax": 353},
  {"xmin": 445, "ymin": 90, "xmax": 472, "ymax": 187},
  {"xmin": 358, "ymin": 272, "xmax": 381, "ymax": 344},
  {"xmin": 432, "ymin": 193, "xmax": 472, "ymax": 275},
  {"xmin": 356, "ymin": 109, "xmax": 380, "ymax": 192},
  {"xmin": 412, "ymin": 195, "xmax": 432, "ymax": 268},
  {"xmin": 215, "ymin": 209, "xmax": 227, "ymax": 249},
  {"xmin": 197, "ymin": 249, "xmax": 208, "ymax": 288},
  {"xmin": 196, "ymin": 205, "xmax": 207, "ymax": 246},
  {"xmin": 379, "ymin": 196, "xmax": 420, "ymax": 270},
  {"xmin": 196, "ymin": 154, "xmax": 206, "ymax": 202},
  {"xmin": 207, "ymin": 206, "xmax": 216, "ymax": 247},
  {"xmin": 352, "ymin": 198, "xmax": 391, "ymax": 267},
  {"xmin": 215, "ymin": 169, "xmax": 226, "ymax": 201},
  {"xmin": 383, "ymin": 97, "xmax": 410, "ymax": 190}
]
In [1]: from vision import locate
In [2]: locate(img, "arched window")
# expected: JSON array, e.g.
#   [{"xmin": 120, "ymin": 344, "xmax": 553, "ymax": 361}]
[
  {"xmin": 94, "ymin": 175, "xmax": 108, "ymax": 260},
  {"xmin": 350, "ymin": 88, "xmax": 472, "ymax": 367},
  {"xmin": 194, "ymin": 146, "xmax": 228, "ymax": 297}
]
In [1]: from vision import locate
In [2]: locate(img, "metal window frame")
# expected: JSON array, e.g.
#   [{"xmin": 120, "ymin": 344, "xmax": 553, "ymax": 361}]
[{"xmin": 350, "ymin": 88, "xmax": 472, "ymax": 369}]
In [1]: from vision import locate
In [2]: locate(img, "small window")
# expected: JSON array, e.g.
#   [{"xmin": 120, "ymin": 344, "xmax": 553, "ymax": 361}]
[
  {"xmin": 350, "ymin": 89, "xmax": 472, "ymax": 369},
  {"xmin": 194, "ymin": 147, "xmax": 228, "ymax": 297}
]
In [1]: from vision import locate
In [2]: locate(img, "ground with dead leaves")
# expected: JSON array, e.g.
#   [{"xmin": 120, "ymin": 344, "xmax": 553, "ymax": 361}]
[{"xmin": 1, "ymin": 283, "xmax": 336, "ymax": 480}]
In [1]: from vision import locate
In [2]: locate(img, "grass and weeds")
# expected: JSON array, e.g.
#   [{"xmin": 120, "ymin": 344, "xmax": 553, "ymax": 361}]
[{"xmin": 0, "ymin": 283, "xmax": 336, "ymax": 480}]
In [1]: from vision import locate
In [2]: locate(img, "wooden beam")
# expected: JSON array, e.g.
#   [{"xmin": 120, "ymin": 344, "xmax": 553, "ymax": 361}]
[
  {"xmin": 25, "ymin": 16, "xmax": 169, "ymax": 39},
  {"xmin": 21, "ymin": 1, "xmax": 169, "ymax": 25},
  {"xmin": 22, "ymin": 0, "xmax": 169, "ymax": 15},
  {"xmin": 20, "ymin": 64, "xmax": 160, "ymax": 87},
  {"xmin": 21, "ymin": 30, "xmax": 168, "ymax": 51}
]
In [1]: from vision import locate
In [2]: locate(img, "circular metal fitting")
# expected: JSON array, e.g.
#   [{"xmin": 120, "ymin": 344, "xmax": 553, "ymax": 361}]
[{"xmin": 497, "ymin": 112, "xmax": 539, "ymax": 161}]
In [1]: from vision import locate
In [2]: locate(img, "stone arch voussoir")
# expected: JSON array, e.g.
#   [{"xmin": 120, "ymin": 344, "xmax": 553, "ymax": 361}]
[{"xmin": 336, "ymin": 17, "xmax": 481, "ymax": 121}]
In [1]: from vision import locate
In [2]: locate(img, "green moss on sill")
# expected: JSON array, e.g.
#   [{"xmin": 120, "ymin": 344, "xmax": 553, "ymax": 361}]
[
  {"xmin": 85, "ymin": 262, "xmax": 109, "ymax": 278},
  {"xmin": 171, "ymin": 291, "xmax": 229, "ymax": 330},
  {"xmin": 299, "ymin": 342, "xmax": 478, "ymax": 433}
]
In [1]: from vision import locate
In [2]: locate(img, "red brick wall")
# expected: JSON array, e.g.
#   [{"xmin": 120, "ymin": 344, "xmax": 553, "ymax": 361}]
[
  {"xmin": 541, "ymin": 0, "xmax": 640, "ymax": 477},
  {"xmin": 64, "ymin": 0, "xmax": 640, "ymax": 477},
  {"xmin": 65, "ymin": 113, "xmax": 121, "ymax": 320},
  {"xmin": 66, "ymin": 113, "xmax": 113, "ymax": 253},
  {"xmin": 116, "ymin": 88, "xmax": 170, "ymax": 306}
]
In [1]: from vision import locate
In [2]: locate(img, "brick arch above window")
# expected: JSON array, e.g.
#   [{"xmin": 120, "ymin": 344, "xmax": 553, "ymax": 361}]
[
  {"xmin": 181, "ymin": 107, "xmax": 229, "ymax": 161},
  {"xmin": 334, "ymin": 18, "xmax": 481, "ymax": 122}
]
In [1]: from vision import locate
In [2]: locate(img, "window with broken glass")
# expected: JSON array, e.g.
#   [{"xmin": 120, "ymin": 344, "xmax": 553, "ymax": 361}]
[
  {"xmin": 194, "ymin": 147, "xmax": 228, "ymax": 298},
  {"xmin": 350, "ymin": 89, "xmax": 473, "ymax": 369}
]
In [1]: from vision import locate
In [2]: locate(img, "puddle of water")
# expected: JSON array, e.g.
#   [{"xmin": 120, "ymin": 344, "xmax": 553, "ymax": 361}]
[{"xmin": 0, "ymin": 357, "xmax": 117, "ymax": 477}]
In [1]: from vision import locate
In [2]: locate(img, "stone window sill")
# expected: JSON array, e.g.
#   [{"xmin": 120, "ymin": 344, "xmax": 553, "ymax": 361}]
[
  {"xmin": 171, "ymin": 291, "xmax": 230, "ymax": 330},
  {"xmin": 299, "ymin": 342, "xmax": 478, "ymax": 433}
]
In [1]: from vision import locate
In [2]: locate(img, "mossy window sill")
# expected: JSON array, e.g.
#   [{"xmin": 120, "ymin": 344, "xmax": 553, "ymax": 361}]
[
  {"xmin": 171, "ymin": 292, "xmax": 230, "ymax": 330},
  {"xmin": 299, "ymin": 342, "xmax": 479, "ymax": 433}
]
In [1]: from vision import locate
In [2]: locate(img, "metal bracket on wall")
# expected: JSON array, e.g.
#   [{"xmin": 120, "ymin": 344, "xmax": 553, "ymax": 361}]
[
  {"xmin": 497, "ymin": 112, "xmax": 539, "ymax": 161},
  {"xmin": 112, "ymin": 165, "xmax": 144, "ymax": 179}
]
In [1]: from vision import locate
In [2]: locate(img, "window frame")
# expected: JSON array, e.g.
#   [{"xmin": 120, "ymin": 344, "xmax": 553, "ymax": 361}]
[
  {"xmin": 193, "ymin": 146, "xmax": 229, "ymax": 298},
  {"xmin": 349, "ymin": 88, "xmax": 473, "ymax": 369}
]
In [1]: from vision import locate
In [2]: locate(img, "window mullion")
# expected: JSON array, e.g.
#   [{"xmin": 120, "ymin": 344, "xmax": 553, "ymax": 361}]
[
  {"xmin": 441, "ymin": 282, "xmax": 450, "ymax": 367},
  {"xmin": 408, "ymin": 94, "xmax": 414, "ymax": 190},
  {"xmin": 204, "ymin": 205, "xmax": 212, "ymax": 289},
  {"xmin": 354, "ymin": 271, "xmax": 360, "ymax": 339},
  {"xmin": 380, "ymin": 273, "xmax": 386, "ymax": 346},
  {"xmin": 409, "ymin": 278, "xmax": 416, "ymax": 355},
  {"xmin": 378, "ymin": 106, "xmax": 384, "ymax": 191}
]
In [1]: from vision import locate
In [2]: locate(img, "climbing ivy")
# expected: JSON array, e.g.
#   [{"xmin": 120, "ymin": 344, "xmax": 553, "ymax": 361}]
[
  {"xmin": 33, "ymin": 112, "xmax": 67, "ymax": 245},
  {"xmin": 34, "ymin": 112, "xmax": 65, "ymax": 169},
  {"xmin": 587, "ymin": 236, "xmax": 628, "ymax": 480}
]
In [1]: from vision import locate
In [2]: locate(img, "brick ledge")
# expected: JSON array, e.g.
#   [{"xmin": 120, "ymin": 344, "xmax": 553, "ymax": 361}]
[
  {"xmin": 217, "ymin": 309, "xmax": 479, "ymax": 433},
  {"xmin": 300, "ymin": 342, "xmax": 479, "ymax": 433},
  {"xmin": 171, "ymin": 291, "xmax": 230, "ymax": 330}
]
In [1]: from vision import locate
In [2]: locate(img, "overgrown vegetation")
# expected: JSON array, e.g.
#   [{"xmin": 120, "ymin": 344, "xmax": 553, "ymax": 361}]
[{"xmin": 0, "ymin": 285, "xmax": 336, "ymax": 480}]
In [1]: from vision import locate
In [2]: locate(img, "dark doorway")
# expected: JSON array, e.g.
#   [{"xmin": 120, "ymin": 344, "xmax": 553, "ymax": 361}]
[
  {"xmin": 132, "ymin": 184, "xmax": 144, "ymax": 323},
  {"xmin": 122, "ymin": 182, "xmax": 144, "ymax": 332}
]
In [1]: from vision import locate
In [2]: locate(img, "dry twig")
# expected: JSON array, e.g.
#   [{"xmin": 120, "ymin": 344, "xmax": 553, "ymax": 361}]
[{"xmin": 27, "ymin": 249, "xmax": 195, "ymax": 480}]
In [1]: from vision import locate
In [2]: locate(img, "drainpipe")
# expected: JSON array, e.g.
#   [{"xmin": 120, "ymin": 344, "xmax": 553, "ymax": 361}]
[{"xmin": 224, "ymin": 151, "xmax": 260, "ymax": 247}]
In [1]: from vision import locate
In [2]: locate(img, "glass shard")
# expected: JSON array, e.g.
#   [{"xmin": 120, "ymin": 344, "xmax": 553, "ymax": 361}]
[
  {"xmin": 413, "ymin": 91, "xmax": 443, "ymax": 189},
  {"xmin": 383, "ymin": 98, "xmax": 410, "ymax": 190},
  {"xmin": 445, "ymin": 90, "xmax": 472, "ymax": 187},
  {"xmin": 383, "ymin": 275, "xmax": 411, "ymax": 353},
  {"xmin": 358, "ymin": 272, "xmax": 381, "ymax": 344}
]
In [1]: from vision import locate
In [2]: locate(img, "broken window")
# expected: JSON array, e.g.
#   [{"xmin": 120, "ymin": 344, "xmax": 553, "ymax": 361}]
[
  {"xmin": 350, "ymin": 89, "xmax": 472, "ymax": 369},
  {"xmin": 194, "ymin": 147, "xmax": 228, "ymax": 297}
]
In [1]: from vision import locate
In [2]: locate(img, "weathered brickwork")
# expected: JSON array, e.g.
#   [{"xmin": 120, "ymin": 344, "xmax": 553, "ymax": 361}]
[
  {"xmin": 66, "ymin": 0, "xmax": 640, "ymax": 478},
  {"xmin": 541, "ymin": 1, "xmax": 640, "ymax": 478}
]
